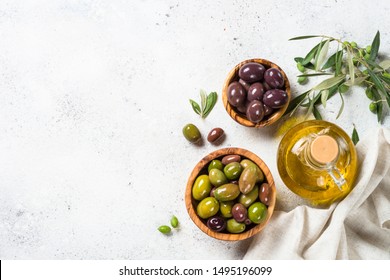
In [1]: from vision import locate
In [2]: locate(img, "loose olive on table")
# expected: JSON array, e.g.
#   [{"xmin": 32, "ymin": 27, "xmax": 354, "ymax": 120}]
[
  {"xmin": 191, "ymin": 155, "xmax": 271, "ymax": 234},
  {"xmin": 207, "ymin": 127, "xmax": 225, "ymax": 144},
  {"xmin": 182, "ymin": 123, "xmax": 201, "ymax": 143}
]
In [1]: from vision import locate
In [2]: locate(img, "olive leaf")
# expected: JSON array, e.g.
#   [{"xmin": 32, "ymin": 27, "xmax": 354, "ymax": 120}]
[
  {"xmin": 313, "ymin": 106, "xmax": 322, "ymax": 120},
  {"xmin": 369, "ymin": 31, "xmax": 380, "ymax": 61},
  {"xmin": 347, "ymin": 48, "xmax": 355, "ymax": 84},
  {"xmin": 372, "ymin": 87, "xmax": 383, "ymax": 123},
  {"xmin": 189, "ymin": 99, "xmax": 201, "ymax": 115},
  {"xmin": 200, "ymin": 89, "xmax": 207, "ymax": 112},
  {"xmin": 314, "ymin": 83, "xmax": 340, "ymax": 106},
  {"xmin": 378, "ymin": 60, "xmax": 390, "ymax": 70},
  {"xmin": 313, "ymin": 75, "xmax": 346, "ymax": 91},
  {"xmin": 322, "ymin": 50, "xmax": 343, "ymax": 70},
  {"xmin": 343, "ymin": 76, "xmax": 367, "ymax": 86},
  {"xmin": 335, "ymin": 47, "xmax": 343, "ymax": 76},
  {"xmin": 352, "ymin": 126, "xmax": 360, "ymax": 145},
  {"xmin": 336, "ymin": 92, "xmax": 345, "ymax": 119},
  {"xmin": 284, "ymin": 90, "xmax": 311, "ymax": 116},
  {"xmin": 305, "ymin": 97, "xmax": 315, "ymax": 119},
  {"xmin": 297, "ymin": 73, "xmax": 333, "ymax": 77},
  {"xmin": 203, "ymin": 92, "xmax": 218, "ymax": 118},
  {"xmin": 303, "ymin": 40, "xmax": 329, "ymax": 65},
  {"xmin": 315, "ymin": 39, "xmax": 330, "ymax": 71},
  {"xmin": 321, "ymin": 89, "xmax": 329, "ymax": 108},
  {"xmin": 289, "ymin": 35, "xmax": 323, "ymax": 40},
  {"xmin": 366, "ymin": 68, "xmax": 387, "ymax": 97},
  {"xmin": 294, "ymin": 57, "xmax": 315, "ymax": 70}
]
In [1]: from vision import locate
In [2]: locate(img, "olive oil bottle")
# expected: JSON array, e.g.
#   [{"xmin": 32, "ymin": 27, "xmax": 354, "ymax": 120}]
[{"xmin": 277, "ymin": 120, "xmax": 358, "ymax": 206}]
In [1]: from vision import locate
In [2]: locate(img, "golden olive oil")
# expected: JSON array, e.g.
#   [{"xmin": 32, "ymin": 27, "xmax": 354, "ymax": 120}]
[{"xmin": 277, "ymin": 120, "xmax": 358, "ymax": 206}]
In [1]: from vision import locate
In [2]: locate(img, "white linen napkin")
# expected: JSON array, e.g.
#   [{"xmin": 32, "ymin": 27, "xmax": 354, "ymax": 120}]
[{"xmin": 243, "ymin": 128, "xmax": 390, "ymax": 259}]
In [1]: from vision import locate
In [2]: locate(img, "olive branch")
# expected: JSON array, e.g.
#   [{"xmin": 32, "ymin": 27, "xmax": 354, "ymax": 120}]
[{"xmin": 286, "ymin": 31, "xmax": 390, "ymax": 124}]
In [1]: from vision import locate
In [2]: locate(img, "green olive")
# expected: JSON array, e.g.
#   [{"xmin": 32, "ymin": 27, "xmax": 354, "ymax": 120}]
[
  {"xmin": 366, "ymin": 45, "xmax": 372, "ymax": 54},
  {"xmin": 192, "ymin": 175, "xmax": 212, "ymax": 201},
  {"xmin": 208, "ymin": 159, "xmax": 224, "ymax": 173},
  {"xmin": 350, "ymin": 41, "xmax": 357, "ymax": 48},
  {"xmin": 365, "ymin": 88, "xmax": 374, "ymax": 100},
  {"xmin": 170, "ymin": 216, "xmax": 179, "ymax": 228},
  {"xmin": 248, "ymin": 202, "xmax": 267, "ymax": 224},
  {"xmin": 182, "ymin": 123, "xmax": 201, "ymax": 143},
  {"xmin": 214, "ymin": 183, "xmax": 240, "ymax": 201},
  {"xmin": 297, "ymin": 76, "xmax": 308, "ymax": 85},
  {"xmin": 197, "ymin": 197, "xmax": 219, "ymax": 219},
  {"xmin": 209, "ymin": 168, "xmax": 228, "ymax": 187},
  {"xmin": 158, "ymin": 225, "xmax": 171, "ymax": 234},
  {"xmin": 240, "ymin": 159, "xmax": 264, "ymax": 183},
  {"xmin": 338, "ymin": 84, "xmax": 349, "ymax": 93},
  {"xmin": 297, "ymin": 62, "xmax": 306, "ymax": 73},
  {"xmin": 369, "ymin": 102, "xmax": 377, "ymax": 114},
  {"xmin": 223, "ymin": 162, "xmax": 243, "ymax": 180},
  {"xmin": 226, "ymin": 219, "xmax": 246, "ymax": 233},
  {"xmin": 238, "ymin": 185, "xmax": 259, "ymax": 208},
  {"xmin": 383, "ymin": 72, "xmax": 390, "ymax": 79},
  {"xmin": 239, "ymin": 166, "xmax": 258, "ymax": 194},
  {"xmin": 220, "ymin": 201, "xmax": 234, "ymax": 218}
]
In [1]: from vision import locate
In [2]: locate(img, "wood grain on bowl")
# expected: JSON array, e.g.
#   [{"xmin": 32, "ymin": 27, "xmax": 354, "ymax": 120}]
[
  {"xmin": 185, "ymin": 147, "xmax": 276, "ymax": 241},
  {"xmin": 222, "ymin": 58, "xmax": 291, "ymax": 128}
]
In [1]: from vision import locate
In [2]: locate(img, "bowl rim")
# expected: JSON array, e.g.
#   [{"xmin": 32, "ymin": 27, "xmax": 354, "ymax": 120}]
[
  {"xmin": 222, "ymin": 58, "xmax": 291, "ymax": 127},
  {"xmin": 185, "ymin": 147, "xmax": 276, "ymax": 241}
]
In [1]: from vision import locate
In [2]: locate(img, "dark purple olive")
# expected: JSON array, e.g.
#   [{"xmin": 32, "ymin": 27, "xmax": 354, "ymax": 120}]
[
  {"xmin": 239, "ymin": 79, "xmax": 251, "ymax": 91},
  {"xmin": 264, "ymin": 68, "xmax": 284, "ymax": 89},
  {"xmin": 227, "ymin": 81, "xmax": 246, "ymax": 107},
  {"xmin": 246, "ymin": 100, "xmax": 265, "ymax": 123},
  {"xmin": 260, "ymin": 183, "xmax": 272, "ymax": 206},
  {"xmin": 263, "ymin": 89, "xmax": 288, "ymax": 109},
  {"xmin": 263, "ymin": 104, "xmax": 274, "ymax": 116},
  {"xmin": 221, "ymin": 154, "xmax": 241, "ymax": 165},
  {"xmin": 232, "ymin": 203, "xmax": 248, "ymax": 223},
  {"xmin": 238, "ymin": 62, "xmax": 265, "ymax": 83},
  {"xmin": 236, "ymin": 99, "xmax": 250, "ymax": 113},
  {"xmin": 263, "ymin": 82, "xmax": 272, "ymax": 91},
  {"xmin": 207, "ymin": 216, "xmax": 226, "ymax": 232},
  {"xmin": 244, "ymin": 218, "xmax": 252, "ymax": 225},
  {"xmin": 247, "ymin": 83, "xmax": 265, "ymax": 102},
  {"xmin": 207, "ymin": 127, "xmax": 224, "ymax": 143}
]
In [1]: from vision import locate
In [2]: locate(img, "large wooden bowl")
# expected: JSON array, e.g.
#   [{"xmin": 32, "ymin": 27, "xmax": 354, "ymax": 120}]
[
  {"xmin": 222, "ymin": 58, "xmax": 291, "ymax": 127},
  {"xmin": 185, "ymin": 147, "xmax": 276, "ymax": 241}
]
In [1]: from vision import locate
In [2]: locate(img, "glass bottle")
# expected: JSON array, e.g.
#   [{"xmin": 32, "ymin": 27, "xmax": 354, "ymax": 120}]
[{"xmin": 277, "ymin": 120, "xmax": 358, "ymax": 206}]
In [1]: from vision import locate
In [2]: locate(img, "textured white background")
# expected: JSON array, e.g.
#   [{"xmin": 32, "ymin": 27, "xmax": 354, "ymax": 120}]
[{"xmin": 0, "ymin": 0, "xmax": 389, "ymax": 259}]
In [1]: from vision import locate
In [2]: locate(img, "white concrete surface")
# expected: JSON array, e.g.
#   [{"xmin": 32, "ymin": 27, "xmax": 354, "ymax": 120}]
[{"xmin": 0, "ymin": 0, "xmax": 389, "ymax": 259}]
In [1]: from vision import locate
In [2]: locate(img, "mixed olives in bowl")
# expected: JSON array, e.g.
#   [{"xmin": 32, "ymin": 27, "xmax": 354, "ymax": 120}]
[
  {"xmin": 222, "ymin": 58, "xmax": 291, "ymax": 127},
  {"xmin": 185, "ymin": 148, "xmax": 276, "ymax": 241}
]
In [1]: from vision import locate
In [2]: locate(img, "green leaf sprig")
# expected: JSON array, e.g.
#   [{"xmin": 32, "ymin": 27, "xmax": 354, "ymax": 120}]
[
  {"xmin": 287, "ymin": 31, "xmax": 390, "ymax": 123},
  {"xmin": 189, "ymin": 90, "xmax": 218, "ymax": 119}
]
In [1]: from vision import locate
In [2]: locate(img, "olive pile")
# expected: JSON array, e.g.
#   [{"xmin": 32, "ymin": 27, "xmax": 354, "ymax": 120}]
[
  {"xmin": 227, "ymin": 62, "xmax": 288, "ymax": 123},
  {"xmin": 192, "ymin": 154, "xmax": 272, "ymax": 234}
]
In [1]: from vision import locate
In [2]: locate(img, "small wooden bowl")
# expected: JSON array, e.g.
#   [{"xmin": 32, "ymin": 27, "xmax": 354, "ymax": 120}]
[
  {"xmin": 222, "ymin": 58, "xmax": 291, "ymax": 127},
  {"xmin": 185, "ymin": 147, "xmax": 276, "ymax": 241}
]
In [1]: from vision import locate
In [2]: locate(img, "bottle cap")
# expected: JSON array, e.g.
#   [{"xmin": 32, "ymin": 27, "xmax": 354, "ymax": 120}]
[{"xmin": 310, "ymin": 135, "xmax": 339, "ymax": 165}]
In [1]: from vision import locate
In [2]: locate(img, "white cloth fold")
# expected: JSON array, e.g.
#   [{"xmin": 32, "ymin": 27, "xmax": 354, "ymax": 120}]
[{"xmin": 244, "ymin": 128, "xmax": 390, "ymax": 260}]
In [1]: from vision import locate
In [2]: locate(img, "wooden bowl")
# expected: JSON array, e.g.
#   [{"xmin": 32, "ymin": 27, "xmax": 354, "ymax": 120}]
[
  {"xmin": 222, "ymin": 58, "xmax": 291, "ymax": 127},
  {"xmin": 185, "ymin": 147, "xmax": 276, "ymax": 241}
]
